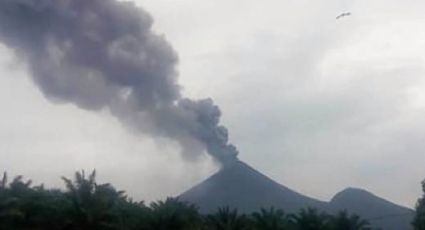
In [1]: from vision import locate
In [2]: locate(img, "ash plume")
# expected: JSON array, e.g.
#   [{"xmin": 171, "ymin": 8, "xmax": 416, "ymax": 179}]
[{"xmin": 0, "ymin": 0, "xmax": 238, "ymax": 164}]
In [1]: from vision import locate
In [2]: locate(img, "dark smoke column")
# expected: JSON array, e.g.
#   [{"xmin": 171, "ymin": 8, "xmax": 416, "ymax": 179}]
[{"xmin": 0, "ymin": 0, "xmax": 238, "ymax": 165}]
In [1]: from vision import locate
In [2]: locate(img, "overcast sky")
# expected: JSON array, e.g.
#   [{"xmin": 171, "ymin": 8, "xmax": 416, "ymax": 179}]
[{"xmin": 1, "ymin": 0, "xmax": 425, "ymax": 208}]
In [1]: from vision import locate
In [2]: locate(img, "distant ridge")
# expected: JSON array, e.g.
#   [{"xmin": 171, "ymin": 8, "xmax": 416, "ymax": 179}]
[
  {"xmin": 179, "ymin": 160, "xmax": 414, "ymax": 230},
  {"xmin": 330, "ymin": 188, "xmax": 414, "ymax": 230}
]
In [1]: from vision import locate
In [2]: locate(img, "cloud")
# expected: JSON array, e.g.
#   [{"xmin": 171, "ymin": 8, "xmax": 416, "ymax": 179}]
[{"xmin": 136, "ymin": 0, "xmax": 425, "ymax": 206}]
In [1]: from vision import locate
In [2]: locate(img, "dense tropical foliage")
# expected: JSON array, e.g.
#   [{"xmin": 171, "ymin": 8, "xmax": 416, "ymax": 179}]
[
  {"xmin": 0, "ymin": 170, "xmax": 384, "ymax": 230},
  {"xmin": 413, "ymin": 180, "xmax": 425, "ymax": 230}
]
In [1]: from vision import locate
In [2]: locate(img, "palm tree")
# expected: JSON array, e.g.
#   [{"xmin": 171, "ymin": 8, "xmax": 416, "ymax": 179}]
[
  {"xmin": 251, "ymin": 207, "xmax": 290, "ymax": 230},
  {"xmin": 115, "ymin": 198, "xmax": 149, "ymax": 230},
  {"xmin": 206, "ymin": 206, "xmax": 250, "ymax": 230},
  {"xmin": 0, "ymin": 172, "xmax": 7, "ymax": 189},
  {"xmin": 329, "ymin": 211, "xmax": 370, "ymax": 230},
  {"xmin": 61, "ymin": 170, "xmax": 126, "ymax": 230},
  {"xmin": 145, "ymin": 197, "xmax": 201, "ymax": 230},
  {"xmin": 289, "ymin": 208, "xmax": 331, "ymax": 230},
  {"xmin": 28, "ymin": 187, "xmax": 71, "ymax": 230},
  {"xmin": 413, "ymin": 179, "xmax": 425, "ymax": 230},
  {"xmin": 0, "ymin": 172, "xmax": 21, "ymax": 229},
  {"xmin": 0, "ymin": 173, "xmax": 41, "ymax": 230}
]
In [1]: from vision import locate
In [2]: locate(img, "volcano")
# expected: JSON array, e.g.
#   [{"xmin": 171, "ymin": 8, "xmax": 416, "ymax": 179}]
[
  {"xmin": 179, "ymin": 160, "xmax": 414, "ymax": 230},
  {"xmin": 179, "ymin": 160, "xmax": 327, "ymax": 213}
]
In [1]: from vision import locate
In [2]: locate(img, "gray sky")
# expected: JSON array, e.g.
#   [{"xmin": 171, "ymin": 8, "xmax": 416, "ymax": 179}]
[{"xmin": 1, "ymin": 0, "xmax": 425, "ymax": 208}]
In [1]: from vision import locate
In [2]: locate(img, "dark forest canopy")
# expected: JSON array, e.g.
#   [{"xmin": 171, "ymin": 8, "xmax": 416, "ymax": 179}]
[
  {"xmin": 0, "ymin": 170, "xmax": 422, "ymax": 230},
  {"xmin": 413, "ymin": 180, "xmax": 425, "ymax": 230}
]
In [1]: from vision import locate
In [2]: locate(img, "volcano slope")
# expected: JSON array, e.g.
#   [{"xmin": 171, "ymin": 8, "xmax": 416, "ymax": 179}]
[
  {"xmin": 179, "ymin": 160, "xmax": 327, "ymax": 213},
  {"xmin": 179, "ymin": 160, "xmax": 414, "ymax": 230}
]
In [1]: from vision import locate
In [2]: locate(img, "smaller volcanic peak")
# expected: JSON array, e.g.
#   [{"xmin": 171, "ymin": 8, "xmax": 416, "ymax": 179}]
[
  {"xmin": 331, "ymin": 187, "xmax": 381, "ymax": 207},
  {"xmin": 179, "ymin": 160, "xmax": 326, "ymax": 213},
  {"xmin": 329, "ymin": 187, "xmax": 414, "ymax": 230}
]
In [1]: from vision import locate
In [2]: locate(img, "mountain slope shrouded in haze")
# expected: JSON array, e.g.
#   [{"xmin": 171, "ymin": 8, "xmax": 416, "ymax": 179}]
[
  {"xmin": 329, "ymin": 188, "xmax": 414, "ymax": 230},
  {"xmin": 179, "ymin": 161, "xmax": 414, "ymax": 230}
]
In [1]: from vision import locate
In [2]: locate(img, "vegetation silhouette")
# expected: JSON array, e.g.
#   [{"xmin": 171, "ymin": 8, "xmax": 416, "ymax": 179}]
[
  {"xmin": 0, "ymin": 170, "xmax": 419, "ymax": 230},
  {"xmin": 206, "ymin": 206, "xmax": 250, "ymax": 230},
  {"xmin": 251, "ymin": 207, "xmax": 289, "ymax": 230},
  {"xmin": 413, "ymin": 179, "xmax": 425, "ymax": 230}
]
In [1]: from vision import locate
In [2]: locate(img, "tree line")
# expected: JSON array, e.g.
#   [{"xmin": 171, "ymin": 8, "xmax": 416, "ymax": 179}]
[{"xmin": 0, "ymin": 170, "xmax": 423, "ymax": 230}]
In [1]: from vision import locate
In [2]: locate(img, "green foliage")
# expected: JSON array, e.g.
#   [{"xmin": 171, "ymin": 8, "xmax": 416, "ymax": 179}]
[
  {"xmin": 413, "ymin": 179, "xmax": 425, "ymax": 230},
  {"xmin": 0, "ymin": 173, "xmax": 70, "ymax": 230},
  {"xmin": 0, "ymin": 171, "xmax": 376, "ymax": 230},
  {"xmin": 289, "ymin": 208, "xmax": 331, "ymax": 230},
  {"xmin": 61, "ymin": 170, "xmax": 129, "ymax": 230},
  {"xmin": 145, "ymin": 197, "xmax": 201, "ymax": 230},
  {"xmin": 329, "ymin": 211, "xmax": 371, "ymax": 230},
  {"xmin": 251, "ymin": 207, "xmax": 290, "ymax": 230},
  {"xmin": 206, "ymin": 206, "xmax": 250, "ymax": 230}
]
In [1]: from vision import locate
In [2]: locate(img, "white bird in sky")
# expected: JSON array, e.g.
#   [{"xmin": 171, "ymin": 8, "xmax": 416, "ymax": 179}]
[{"xmin": 336, "ymin": 12, "xmax": 351, "ymax": 19}]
